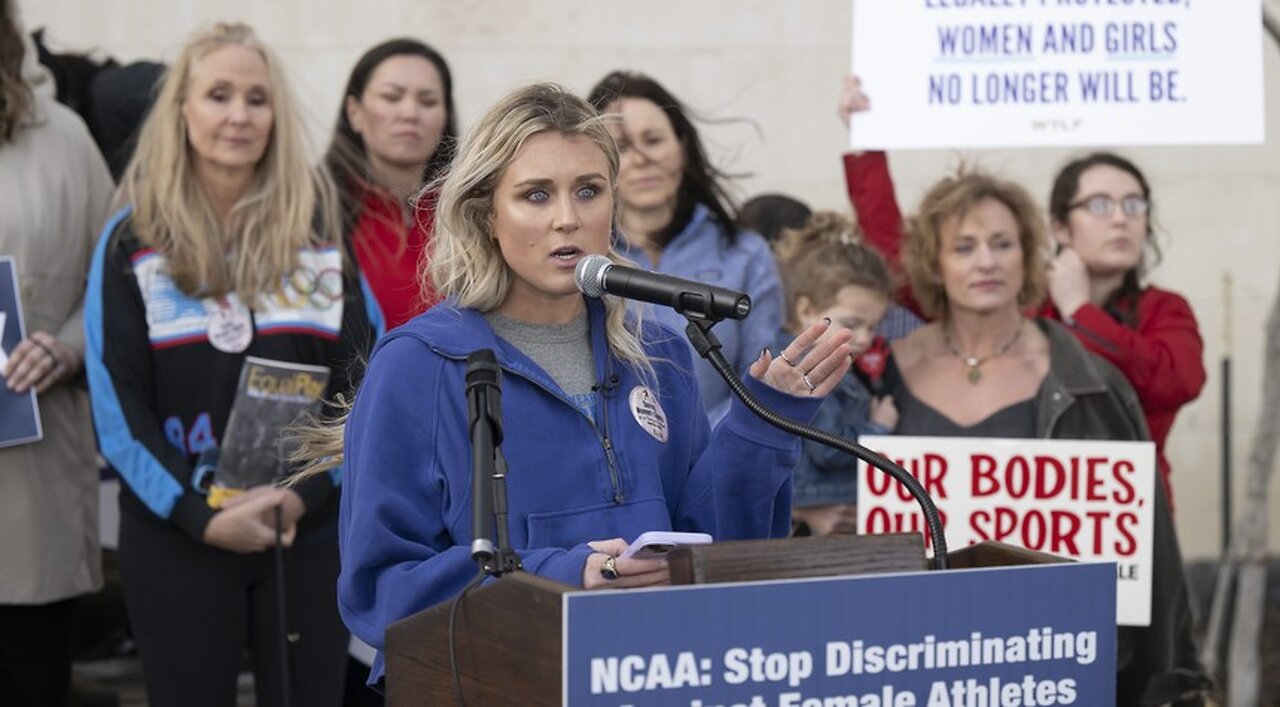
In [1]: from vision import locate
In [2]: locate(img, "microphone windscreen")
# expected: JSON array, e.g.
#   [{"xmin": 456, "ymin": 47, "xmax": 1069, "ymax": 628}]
[
  {"xmin": 574, "ymin": 255, "xmax": 611, "ymax": 298},
  {"xmin": 465, "ymin": 349, "xmax": 500, "ymax": 385}
]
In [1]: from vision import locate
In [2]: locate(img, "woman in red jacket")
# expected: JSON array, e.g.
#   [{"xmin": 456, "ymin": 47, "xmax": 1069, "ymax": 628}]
[
  {"xmin": 1044, "ymin": 152, "xmax": 1205, "ymax": 503},
  {"xmin": 839, "ymin": 76, "xmax": 1205, "ymax": 506},
  {"xmin": 324, "ymin": 39, "xmax": 456, "ymax": 329}
]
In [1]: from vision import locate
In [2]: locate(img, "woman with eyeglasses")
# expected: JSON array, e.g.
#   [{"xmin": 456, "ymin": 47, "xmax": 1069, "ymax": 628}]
[
  {"xmin": 838, "ymin": 76, "xmax": 1205, "ymax": 509},
  {"xmin": 1044, "ymin": 153, "xmax": 1205, "ymax": 507}
]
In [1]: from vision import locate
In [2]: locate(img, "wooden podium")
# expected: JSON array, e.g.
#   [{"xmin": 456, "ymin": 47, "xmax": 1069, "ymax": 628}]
[{"xmin": 383, "ymin": 534, "xmax": 1068, "ymax": 706}]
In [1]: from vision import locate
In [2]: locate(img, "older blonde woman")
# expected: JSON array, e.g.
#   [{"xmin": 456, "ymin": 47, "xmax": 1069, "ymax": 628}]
[
  {"xmin": 84, "ymin": 23, "xmax": 378, "ymax": 707},
  {"xmin": 883, "ymin": 171, "xmax": 1203, "ymax": 705}
]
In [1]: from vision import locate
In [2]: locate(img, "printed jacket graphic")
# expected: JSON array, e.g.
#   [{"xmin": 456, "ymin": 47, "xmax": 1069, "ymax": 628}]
[{"xmin": 85, "ymin": 207, "xmax": 383, "ymax": 540}]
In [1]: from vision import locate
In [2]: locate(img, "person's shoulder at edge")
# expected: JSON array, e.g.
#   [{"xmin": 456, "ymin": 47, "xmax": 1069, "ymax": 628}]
[
  {"xmin": 730, "ymin": 225, "xmax": 772, "ymax": 255},
  {"xmin": 1040, "ymin": 317, "xmax": 1142, "ymax": 403},
  {"xmin": 98, "ymin": 206, "xmax": 141, "ymax": 255},
  {"xmin": 39, "ymin": 95, "xmax": 94, "ymax": 140},
  {"xmin": 368, "ymin": 299, "xmax": 476, "ymax": 358},
  {"xmin": 1135, "ymin": 284, "xmax": 1197, "ymax": 318}
]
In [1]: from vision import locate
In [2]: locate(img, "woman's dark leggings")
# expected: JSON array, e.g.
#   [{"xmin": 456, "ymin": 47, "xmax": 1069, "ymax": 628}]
[
  {"xmin": 118, "ymin": 510, "xmax": 348, "ymax": 707},
  {"xmin": 0, "ymin": 598, "xmax": 75, "ymax": 707}
]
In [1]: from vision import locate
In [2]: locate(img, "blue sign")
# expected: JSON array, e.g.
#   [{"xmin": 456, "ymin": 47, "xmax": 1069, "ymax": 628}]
[
  {"xmin": 565, "ymin": 563, "xmax": 1115, "ymax": 706},
  {"xmin": 0, "ymin": 257, "xmax": 42, "ymax": 448}
]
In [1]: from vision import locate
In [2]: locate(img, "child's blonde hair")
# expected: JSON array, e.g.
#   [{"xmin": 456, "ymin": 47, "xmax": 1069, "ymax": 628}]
[{"xmin": 774, "ymin": 211, "xmax": 892, "ymax": 332}]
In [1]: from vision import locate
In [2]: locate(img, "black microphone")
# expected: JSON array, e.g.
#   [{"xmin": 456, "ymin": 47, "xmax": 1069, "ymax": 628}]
[
  {"xmin": 575, "ymin": 254, "xmax": 751, "ymax": 321},
  {"xmin": 465, "ymin": 349, "xmax": 502, "ymax": 566}
]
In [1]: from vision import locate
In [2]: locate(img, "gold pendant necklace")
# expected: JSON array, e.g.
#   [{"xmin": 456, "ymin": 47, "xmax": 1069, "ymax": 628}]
[{"xmin": 944, "ymin": 320, "xmax": 1024, "ymax": 385}]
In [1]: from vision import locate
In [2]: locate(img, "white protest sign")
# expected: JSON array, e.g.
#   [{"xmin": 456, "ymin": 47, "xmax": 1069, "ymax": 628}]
[
  {"xmin": 850, "ymin": 0, "xmax": 1263, "ymax": 149},
  {"xmin": 856, "ymin": 436, "xmax": 1155, "ymax": 626}
]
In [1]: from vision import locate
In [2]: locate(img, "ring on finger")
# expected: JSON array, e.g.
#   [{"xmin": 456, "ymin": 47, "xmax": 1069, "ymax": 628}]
[
  {"xmin": 778, "ymin": 350, "xmax": 797, "ymax": 367},
  {"xmin": 802, "ymin": 372, "xmax": 817, "ymax": 393},
  {"xmin": 32, "ymin": 339, "xmax": 57, "ymax": 362},
  {"xmin": 601, "ymin": 555, "xmax": 619, "ymax": 581}
]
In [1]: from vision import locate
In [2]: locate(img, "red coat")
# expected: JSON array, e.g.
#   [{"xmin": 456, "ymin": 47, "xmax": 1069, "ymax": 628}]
[
  {"xmin": 843, "ymin": 151, "xmax": 1206, "ymax": 502},
  {"xmin": 350, "ymin": 189, "xmax": 440, "ymax": 330}
]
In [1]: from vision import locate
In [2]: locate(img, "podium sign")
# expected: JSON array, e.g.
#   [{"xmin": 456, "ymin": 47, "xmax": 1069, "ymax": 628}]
[{"xmin": 565, "ymin": 563, "xmax": 1115, "ymax": 706}]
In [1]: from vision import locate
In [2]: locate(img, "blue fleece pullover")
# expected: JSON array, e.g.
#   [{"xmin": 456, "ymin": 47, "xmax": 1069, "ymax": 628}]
[
  {"xmin": 339, "ymin": 298, "xmax": 819, "ymax": 684},
  {"xmin": 616, "ymin": 204, "xmax": 783, "ymax": 424}
]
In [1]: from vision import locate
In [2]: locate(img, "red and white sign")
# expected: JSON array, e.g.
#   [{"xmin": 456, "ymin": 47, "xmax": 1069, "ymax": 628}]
[{"xmin": 856, "ymin": 436, "xmax": 1154, "ymax": 626}]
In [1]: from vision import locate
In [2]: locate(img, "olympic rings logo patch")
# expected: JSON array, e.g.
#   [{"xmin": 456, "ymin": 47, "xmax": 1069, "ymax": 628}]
[{"xmin": 282, "ymin": 267, "xmax": 343, "ymax": 311}]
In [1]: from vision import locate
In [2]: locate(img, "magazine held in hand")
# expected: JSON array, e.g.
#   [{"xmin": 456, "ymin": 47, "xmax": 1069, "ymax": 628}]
[{"xmin": 207, "ymin": 356, "xmax": 330, "ymax": 508}]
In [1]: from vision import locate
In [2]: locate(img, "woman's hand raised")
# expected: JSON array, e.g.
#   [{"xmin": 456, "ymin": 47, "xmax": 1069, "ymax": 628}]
[
  {"xmin": 752, "ymin": 320, "xmax": 854, "ymax": 398},
  {"xmin": 1048, "ymin": 246, "xmax": 1091, "ymax": 318},
  {"xmin": 838, "ymin": 74, "xmax": 871, "ymax": 130}
]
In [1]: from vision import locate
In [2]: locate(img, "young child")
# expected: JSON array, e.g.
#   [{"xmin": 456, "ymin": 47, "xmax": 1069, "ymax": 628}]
[{"xmin": 773, "ymin": 211, "xmax": 897, "ymax": 536}]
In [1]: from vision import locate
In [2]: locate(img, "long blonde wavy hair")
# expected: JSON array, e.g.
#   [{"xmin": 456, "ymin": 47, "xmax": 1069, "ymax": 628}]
[
  {"xmin": 290, "ymin": 83, "xmax": 651, "ymax": 479},
  {"xmin": 427, "ymin": 82, "xmax": 649, "ymax": 371},
  {"xmin": 118, "ymin": 22, "xmax": 338, "ymax": 301}
]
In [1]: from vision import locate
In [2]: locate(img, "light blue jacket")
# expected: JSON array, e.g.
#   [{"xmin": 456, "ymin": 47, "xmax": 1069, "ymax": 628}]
[
  {"xmin": 616, "ymin": 204, "xmax": 783, "ymax": 423},
  {"xmin": 338, "ymin": 298, "xmax": 819, "ymax": 684}
]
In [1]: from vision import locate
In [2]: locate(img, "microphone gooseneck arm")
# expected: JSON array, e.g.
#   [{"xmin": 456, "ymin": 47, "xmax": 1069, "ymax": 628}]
[{"xmin": 682, "ymin": 317, "xmax": 950, "ymax": 570}]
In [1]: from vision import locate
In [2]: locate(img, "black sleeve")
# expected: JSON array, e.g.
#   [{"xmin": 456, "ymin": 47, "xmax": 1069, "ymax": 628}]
[{"xmin": 86, "ymin": 222, "xmax": 216, "ymax": 540}]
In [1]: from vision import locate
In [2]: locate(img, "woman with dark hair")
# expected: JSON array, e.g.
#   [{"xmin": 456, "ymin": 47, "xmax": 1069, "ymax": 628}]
[
  {"xmin": 587, "ymin": 71, "xmax": 783, "ymax": 422},
  {"xmin": 324, "ymin": 38, "xmax": 457, "ymax": 329},
  {"xmin": 839, "ymin": 76, "xmax": 1204, "ymax": 508},
  {"xmin": 1045, "ymin": 152, "xmax": 1205, "ymax": 504}
]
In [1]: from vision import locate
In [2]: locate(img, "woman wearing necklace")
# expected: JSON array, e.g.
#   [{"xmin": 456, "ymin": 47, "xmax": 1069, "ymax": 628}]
[
  {"xmin": 885, "ymin": 170, "xmax": 1146, "ymax": 440},
  {"xmin": 885, "ymin": 170, "xmax": 1203, "ymax": 706},
  {"xmin": 839, "ymin": 77, "xmax": 1205, "ymax": 509}
]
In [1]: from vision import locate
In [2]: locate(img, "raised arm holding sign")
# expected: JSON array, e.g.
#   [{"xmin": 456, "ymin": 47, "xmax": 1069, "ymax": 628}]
[{"xmin": 839, "ymin": 76, "xmax": 1206, "ymax": 507}]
